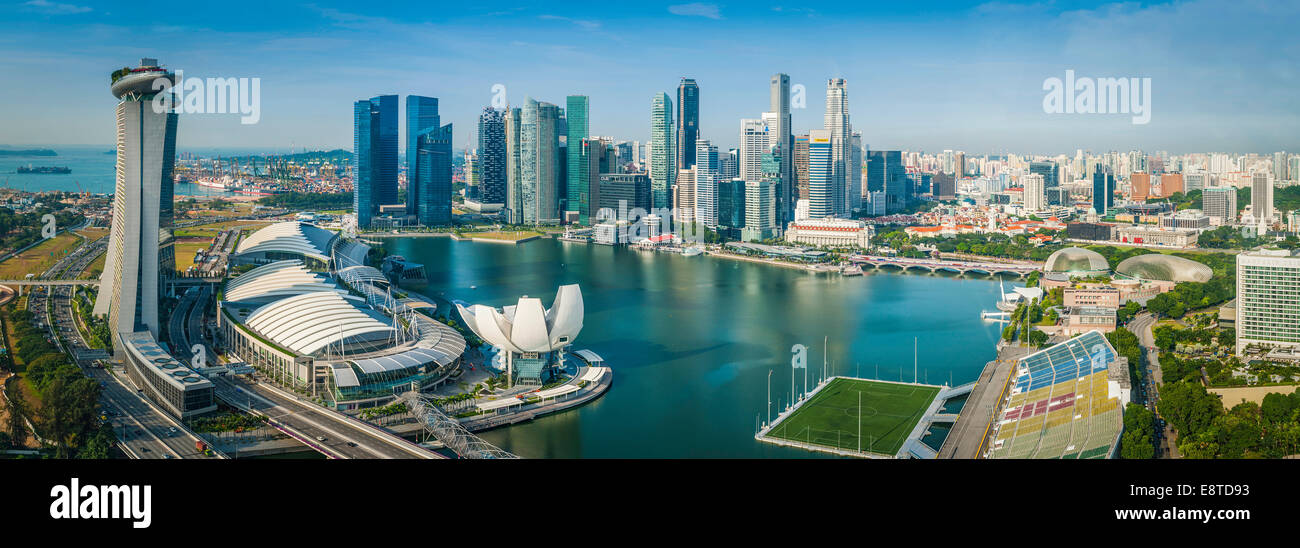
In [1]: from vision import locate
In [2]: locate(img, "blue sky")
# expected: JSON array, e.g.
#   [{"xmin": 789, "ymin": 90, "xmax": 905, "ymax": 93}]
[{"xmin": 1, "ymin": 0, "xmax": 1296, "ymax": 155}]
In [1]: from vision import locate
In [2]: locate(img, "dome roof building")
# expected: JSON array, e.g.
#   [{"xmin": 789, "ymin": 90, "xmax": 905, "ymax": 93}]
[
  {"xmin": 1044, "ymin": 247, "xmax": 1110, "ymax": 275},
  {"xmin": 1115, "ymin": 254, "xmax": 1212, "ymax": 283}
]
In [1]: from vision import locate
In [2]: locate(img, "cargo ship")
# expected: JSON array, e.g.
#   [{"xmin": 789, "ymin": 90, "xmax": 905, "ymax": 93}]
[{"xmin": 17, "ymin": 165, "xmax": 71, "ymax": 174}]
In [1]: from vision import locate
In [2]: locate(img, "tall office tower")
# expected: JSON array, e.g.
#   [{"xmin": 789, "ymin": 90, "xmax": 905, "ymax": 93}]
[
  {"xmin": 770, "ymin": 73, "xmax": 794, "ymax": 227},
  {"xmin": 720, "ymin": 148, "xmax": 739, "ymax": 179},
  {"xmin": 823, "ymin": 78, "xmax": 851, "ymax": 216},
  {"xmin": 866, "ymin": 150, "xmax": 906, "ymax": 213},
  {"xmin": 405, "ymin": 95, "xmax": 441, "ymax": 224},
  {"xmin": 477, "ymin": 107, "xmax": 506, "ymax": 206},
  {"xmin": 739, "ymin": 118, "xmax": 769, "ymax": 182},
  {"xmin": 521, "ymin": 98, "xmax": 563, "ymax": 224},
  {"xmin": 942, "ymin": 150, "xmax": 954, "ymax": 174},
  {"xmin": 598, "ymin": 173, "xmax": 651, "ymax": 213},
  {"xmin": 566, "ymin": 95, "xmax": 590, "ymax": 223},
  {"xmin": 1252, "ymin": 171, "xmax": 1274, "ymax": 227},
  {"xmin": 1202, "ymin": 187, "xmax": 1237, "ymax": 226},
  {"xmin": 650, "ymin": 92, "xmax": 675, "ymax": 209},
  {"xmin": 742, "ymin": 152, "xmax": 780, "ymax": 241},
  {"xmin": 1029, "ymin": 161, "xmax": 1057, "ymax": 188},
  {"xmin": 1023, "ymin": 173, "xmax": 1046, "ymax": 212},
  {"xmin": 694, "ymin": 140, "xmax": 719, "ymax": 228},
  {"xmin": 807, "ymin": 129, "xmax": 833, "ymax": 219},
  {"xmin": 1184, "ymin": 172, "xmax": 1207, "ymax": 193},
  {"xmin": 504, "ymin": 107, "xmax": 523, "ymax": 224},
  {"xmin": 849, "ymin": 132, "xmax": 863, "ymax": 211},
  {"xmin": 1159, "ymin": 173, "xmax": 1184, "ymax": 197},
  {"xmin": 955, "ymin": 151, "xmax": 966, "ymax": 178},
  {"xmin": 793, "ymin": 134, "xmax": 810, "ymax": 199},
  {"xmin": 676, "ymin": 78, "xmax": 699, "ymax": 170},
  {"xmin": 615, "ymin": 141, "xmax": 633, "ymax": 172},
  {"xmin": 464, "ymin": 152, "xmax": 479, "ymax": 199},
  {"xmin": 353, "ymin": 95, "xmax": 398, "ymax": 228},
  {"xmin": 1273, "ymin": 151, "xmax": 1288, "ymax": 181},
  {"xmin": 717, "ymin": 177, "xmax": 746, "ymax": 238},
  {"xmin": 1236, "ymin": 249, "xmax": 1300, "ymax": 355},
  {"xmin": 1091, "ymin": 165, "xmax": 1114, "ymax": 216},
  {"xmin": 1289, "ymin": 155, "xmax": 1300, "ymax": 183},
  {"xmin": 412, "ymin": 122, "xmax": 453, "ymax": 225},
  {"xmin": 98, "ymin": 58, "xmax": 178, "ymax": 354},
  {"xmin": 674, "ymin": 167, "xmax": 696, "ymax": 223},
  {"xmin": 579, "ymin": 137, "xmax": 615, "ymax": 223}
]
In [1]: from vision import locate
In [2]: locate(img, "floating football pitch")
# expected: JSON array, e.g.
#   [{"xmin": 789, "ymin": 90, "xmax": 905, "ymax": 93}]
[{"xmin": 763, "ymin": 378, "xmax": 940, "ymax": 457}]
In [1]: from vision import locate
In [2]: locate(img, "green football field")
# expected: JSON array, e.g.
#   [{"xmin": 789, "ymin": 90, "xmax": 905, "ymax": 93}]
[{"xmin": 764, "ymin": 378, "xmax": 940, "ymax": 456}]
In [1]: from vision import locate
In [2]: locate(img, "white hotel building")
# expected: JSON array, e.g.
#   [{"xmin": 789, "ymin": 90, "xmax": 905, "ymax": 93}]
[
  {"xmin": 783, "ymin": 218, "xmax": 875, "ymax": 249},
  {"xmin": 1236, "ymin": 249, "xmax": 1300, "ymax": 355}
]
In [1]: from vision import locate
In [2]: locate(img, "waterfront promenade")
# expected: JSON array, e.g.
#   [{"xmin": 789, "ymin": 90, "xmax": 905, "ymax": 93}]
[{"xmin": 937, "ymin": 342, "xmax": 1030, "ymax": 459}]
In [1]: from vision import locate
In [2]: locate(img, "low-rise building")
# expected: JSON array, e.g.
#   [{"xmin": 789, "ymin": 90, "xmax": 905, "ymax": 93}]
[
  {"xmin": 784, "ymin": 218, "xmax": 874, "ymax": 248},
  {"xmin": 1063, "ymin": 306, "xmax": 1117, "ymax": 336},
  {"xmin": 1115, "ymin": 225, "xmax": 1198, "ymax": 248},
  {"xmin": 1064, "ymin": 286, "xmax": 1120, "ymax": 308}
]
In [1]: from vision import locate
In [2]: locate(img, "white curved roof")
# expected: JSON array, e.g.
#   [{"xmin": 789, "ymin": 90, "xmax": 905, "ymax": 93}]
[
  {"xmin": 245, "ymin": 291, "xmax": 394, "ymax": 356},
  {"xmin": 225, "ymin": 260, "xmax": 344, "ymax": 302},
  {"xmin": 338, "ymin": 265, "xmax": 387, "ymax": 284},
  {"xmin": 456, "ymin": 284, "xmax": 584, "ymax": 353},
  {"xmin": 1044, "ymin": 247, "xmax": 1110, "ymax": 273},
  {"xmin": 235, "ymin": 221, "xmax": 337, "ymax": 264}
]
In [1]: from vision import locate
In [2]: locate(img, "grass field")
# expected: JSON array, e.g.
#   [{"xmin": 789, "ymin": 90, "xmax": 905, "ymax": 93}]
[
  {"xmin": 0, "ymin": 232, "xmax": 83, "ymax": 279},
  {"xmin": 765, "ymin": 378, "xmax": 940, "ymax": 456}
]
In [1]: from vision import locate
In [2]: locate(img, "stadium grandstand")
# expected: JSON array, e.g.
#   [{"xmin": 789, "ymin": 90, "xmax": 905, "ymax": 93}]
[{"xmin": 987, "ymin": 331, "xmax": 1130, "ymax": 459}]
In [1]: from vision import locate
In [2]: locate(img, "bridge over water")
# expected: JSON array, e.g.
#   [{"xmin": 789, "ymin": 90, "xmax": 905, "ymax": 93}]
[{"xmin": 848, "ymin": 255, "xmax": 1040, "ymax": 278}]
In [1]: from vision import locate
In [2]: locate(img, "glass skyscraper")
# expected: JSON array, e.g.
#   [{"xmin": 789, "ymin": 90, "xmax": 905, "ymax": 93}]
[
  {"xmin": 413, "ymin": 122, "xmax": 453, "ymax": 225},
  {"xmin": 505, "ymin": 107, "xmax": 523, "ymax": 224},
  {"xmin": 676, "ymin": 78, "xmax": 699, "ymax": 171},
  {"xmin": 807, "ymin": 129, "xmax": 833, "ymax": 219},
  {"xmin": 353, "ymin": 94, "xmax": 397, "ymax": 228},
  {"xmin": 521, "ymin": 97, "xmax": 562, "ymax": 224},
  {"xmin": 566, "ymin": 95, "xmax": 590, "ymax": 224},
  {"xmin": 478, "ymin": 107, "xmax": 506, "ymax": 206},
  {"xmin": 406, "ymin": 95, "xmax": 440, "ymax": 224},
  {"xmin": 650, "ymin": 92, "xmax": 675, "ymax": 210},
  {"xmin": 1091, "ymin": 165, "xmax": 1114, "ymax": 215}
]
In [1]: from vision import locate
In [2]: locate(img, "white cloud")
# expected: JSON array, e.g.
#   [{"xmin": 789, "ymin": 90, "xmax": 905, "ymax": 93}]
[
  {"xmin": 23, "ymin": 0, "xmax": 92, "ymax": 15},
  {"xmin": 668, "ymin": 3, "xmax": 722, "ymax": 20},
  {"xmin": 538, "ymin": 15, "xmax": 601, "ymax": 30}
]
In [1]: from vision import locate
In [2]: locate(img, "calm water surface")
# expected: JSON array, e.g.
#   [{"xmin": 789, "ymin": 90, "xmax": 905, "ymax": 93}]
[{"xmin": 385, "ymin": 237, "xmax": 1008, "ymax": 458}]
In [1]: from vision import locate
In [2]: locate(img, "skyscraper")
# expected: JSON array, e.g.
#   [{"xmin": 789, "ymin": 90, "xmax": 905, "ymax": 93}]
[
  {"xmin": 1091, "ymin": 165, "xmax": 1114, "ymax": 216},
  {"xmin": 477, "ymin": 107, "xmax": 507, "ymax": 206},
  {"xmin": 674, "ymin": 167, "xmax": 696, "ymax": 224},
  {"xmin": 521, "ymin": 98, "xmax": 563, "ymax": 224},
  {"xmin": 866, "ymin": 150, "xmax": 906, "ymax": 214},
  {"xmin": 406, "ymin": 95, "xmax": 441, "ymax": 224},
  {"xmin": 694, "ymin": 140, "xmax": 719, "ymax": 228},
  {"xmin": 770, "ymin": 73, "xmax": 793, "ymax": 226},
  {"xmin": 353, "ymin": 94, "xmax": 398, "ymax": 228},
  {"xmin": 566, "ymin": 95, "xmax": 590, "ymax": 223},
  {"xmin": 676, "ymin": 78, "xmax": 699, "ymax": 170},
  {"xmin": 505, "ymin": 107, "xmax": 523, "ymax": 224},
  {"xmin": 824, "ymin": 79, "xmax": 852, "ymax": 216},
  {"xmin": 808, "ymin": 129, "xmax": 833, "ymax": 219},
  {"xmin": 98, "ymin": 58, "xmax": 178, "ymax": 355},
  {"xmin": 412, "ymin": 122, "xmax": 453, "ymax": 225},
  {"xmin": 849, "ymin": 132, "xmax": 863, "ymax": 211},
  {"xmin": 739, "ymin": 118, "xmax": 769, "ymax": 182},
  {"xmin": 793, "ymin": 134, "xmax": 810, "ymax": 200},
  {"xmin": 1029, "ymin": 161, "xmax": 1058, "ymax": 188},
  {"xmin": 1024, "ymin": 173, "xmax": 1046, "ymax": 212},
  {"xmin": 650, "ymin": 92, "xmax": 675, "ymax": 210},
  {"xmin": 1252, "ymin": 171, "xmax": 1274, "ymax": 227}
]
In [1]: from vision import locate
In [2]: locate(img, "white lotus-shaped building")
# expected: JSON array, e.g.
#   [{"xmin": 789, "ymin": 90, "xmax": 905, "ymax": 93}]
[{"xmin": 456, "ymin": 285, "xmax": 584, "ymax": 354}]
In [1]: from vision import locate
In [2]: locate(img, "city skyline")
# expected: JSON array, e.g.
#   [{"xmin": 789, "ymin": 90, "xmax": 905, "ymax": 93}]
[{"xmin": 1, "ymin": 0, "xmax": 1297, "ymax": 154}]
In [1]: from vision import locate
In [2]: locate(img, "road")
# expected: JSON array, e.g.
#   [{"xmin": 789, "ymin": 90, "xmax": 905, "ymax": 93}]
[
  {"xmin": 34, "ymin": 234, "xmax": 221, "ymax": 459},
  {"xmin": 1126, "ymin": 313, "xmax": 1181, "ymax": 459},
  {"xmin": 212, "ymin": 375, "xmax": 443, "ymax": 459}
]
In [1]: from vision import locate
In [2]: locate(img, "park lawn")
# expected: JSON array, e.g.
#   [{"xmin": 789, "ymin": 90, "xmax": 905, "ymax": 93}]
[
  {"xmin": 79, "ymin": 253, "xmax": 106, "ymax": 280},
  {"xmin": 174, "ymin": 220, "xmax": 271, "ymax": 239},
  {"xmin": 174, "ymin": 239, "xmax": 211, "ymax": 271},
  {"xmin": 0, "ymin": 232, "xmax": 84, "ymax": 279},
  {"xmin": 765, "ymin": 378, "xmax": 940, "ymax": 456},
  {"xmin": 464, "ymin": 230, "xmax": 542, "ymax": 241}
]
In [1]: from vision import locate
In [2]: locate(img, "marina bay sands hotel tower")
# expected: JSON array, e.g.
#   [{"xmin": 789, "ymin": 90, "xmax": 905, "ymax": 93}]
[{"xmin": 95, "ymin": 58, "xmax": 178, "ymax": 356}]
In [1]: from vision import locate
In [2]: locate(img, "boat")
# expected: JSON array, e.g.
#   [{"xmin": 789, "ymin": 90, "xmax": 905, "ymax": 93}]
[
  {"xmin": 681, "ymin": 246, "xmax": 703, "ymax": 257},
  {"xmin": 17, "ymin": 165, "xmax": 70, "ymax": 174}
]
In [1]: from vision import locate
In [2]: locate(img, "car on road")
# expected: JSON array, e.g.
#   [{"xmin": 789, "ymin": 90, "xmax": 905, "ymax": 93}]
[
  {"xmin": 347, "ymin": 442, "xmax": 357, "ymax": 447},
  {"xmin": 316, "ymin": 436, "xmax": 327, "ymax": 442},
  {"xmin": 140, "ymin": 446, "xmax": 150, "ymax": 453}
]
